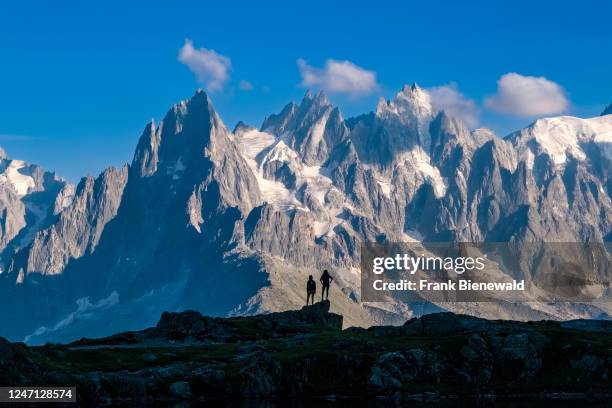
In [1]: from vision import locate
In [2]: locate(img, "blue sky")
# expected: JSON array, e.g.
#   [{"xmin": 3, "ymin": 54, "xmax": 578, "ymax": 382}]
[{"xmin": 0, "ymin": 0, "xmax": 610, "ymax": 182}]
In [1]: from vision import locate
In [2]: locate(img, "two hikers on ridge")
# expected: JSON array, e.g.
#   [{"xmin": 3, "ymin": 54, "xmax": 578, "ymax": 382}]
[{"xmin": 306, "ymin": 270, "xmax": 334, "ymax": 305}]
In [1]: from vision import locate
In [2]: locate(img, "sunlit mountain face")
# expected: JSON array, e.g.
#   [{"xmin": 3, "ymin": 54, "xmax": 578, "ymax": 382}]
[{"xmin": 0, "ymin": 87, "xmax": 610, "ymax": 344}]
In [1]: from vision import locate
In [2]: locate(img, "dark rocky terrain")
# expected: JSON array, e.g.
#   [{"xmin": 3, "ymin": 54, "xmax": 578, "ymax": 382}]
[{"xmin": 1, "ymin": 301, "xmax": 610, "ymax": 406}]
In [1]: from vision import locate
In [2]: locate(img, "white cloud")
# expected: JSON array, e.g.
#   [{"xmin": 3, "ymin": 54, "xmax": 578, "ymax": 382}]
[
  {"xmin": 427, "ymin": 83, "xmax": 479, "ymax": 128},
  {"xmin": 178, "ymin": 39, "xmax": 231, "ymax": 92},
  {"xmin": 239, "ymin": 80, "xmax": 254, "ymax": 91},
  {"xmin": 297, "ymin": 58, "xmax": 378, "ymax": 98},
  {"xmin": 485, "ymin": 73, "xmax": 569, "ymax": 117}
]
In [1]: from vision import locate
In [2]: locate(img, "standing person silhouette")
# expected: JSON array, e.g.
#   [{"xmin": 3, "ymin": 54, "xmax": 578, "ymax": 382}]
[
  {"xmin": 306, "ymin": 275, "xmax": 316, "ymax": 305},
  {"xmin": 320, "ymin": 269, "xmax": 334, "ymax": 301}
]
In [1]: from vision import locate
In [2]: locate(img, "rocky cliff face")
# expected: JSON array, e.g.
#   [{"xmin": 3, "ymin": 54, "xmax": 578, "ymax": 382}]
[
  {"xmin": 0, "ymin": 152, "xmax": 72, "ymax": 273},
  {"xmin": 22, "ymin": 166, "xmax": 128, "ymax": 276},
  {"xmin": 0, "ymin": 87, "xmax": 610, "ymax": 344}
]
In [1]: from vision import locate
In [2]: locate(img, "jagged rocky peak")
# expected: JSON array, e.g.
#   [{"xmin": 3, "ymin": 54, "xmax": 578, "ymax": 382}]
[
  {"xmin": 302, "ymin": 89, "xmax": 331, "ymax": 110},
  {"xmin": 132, "ymin": 89, "xmax": 242, "ymax": 178},
  {"xmin": 376, "ymin": 83, "xmax": 435, "ymax": 122},
  {"xmin": 233, "ymin": 121, "xmax": 255, "ymax": 136},
  {"xmin": 132, "ymin": 119, "xmax": 160, "ymax": 177},
  {"xmin": 261, "ymin": 90, "xmax": 333, "ymax": 135},
  {"xmin": 24, "ymin": 165, "xmax": 128, "ymax": 277},
  {"xmin": 260, "ymin": 90, "xmax": 348, "ymax": 166},
  {"xmin": 428, "ymin": 111, "xmax": 494, "ymax": 164},
  {"xmin": 348, "ymin": 84, "xmax": 440, "ymax": 166},
  {"xmin": 261, "ymin": 102, "xmax": 298, "ymax": 134},
  {"xmin": 602, "ymin": 103, "xmax": 612, "ymax": 116},
  {"xmin": 132, "ymin": 88, "xmax": 262, "ymax": 215},
  {"xmin": 0, "ymin": 151, "xmax": 73, "ymax": 258},
  {"xmin": 161, "ymin": 89, "xmax": 225, "ymax": 155}
]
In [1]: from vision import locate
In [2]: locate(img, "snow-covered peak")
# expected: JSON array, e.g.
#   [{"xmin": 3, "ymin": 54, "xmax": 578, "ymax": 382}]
[
  {"xmin": 511, "ymin": 115, "xmax": 612, "ymax": 165},
  {"xmin": 261, "ymin": 140, "xmax": 300, "ymax": 167},
  {"xmin": 374, "ymin": 84, "xmax": 436, "ymax": 152},
  {"xmin": 377, "ymin": 84, "xmax": 434, "ymax": 122},
  {"xmin": 401, "ymin": 82, "xmax": 428, "ymax": 101},
  {"xmin": 399, "ymin": 83, "xmax": 433, "ymax": 113},
  {"xmin": 0, "ymin": 159, "xmax": 36, "ymax": 197}
]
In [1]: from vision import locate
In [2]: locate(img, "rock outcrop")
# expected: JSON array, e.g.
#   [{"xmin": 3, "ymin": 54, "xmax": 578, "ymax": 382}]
[{"xmin": 0, "ymin": 307, "xmax": 610, "ymax": 405}]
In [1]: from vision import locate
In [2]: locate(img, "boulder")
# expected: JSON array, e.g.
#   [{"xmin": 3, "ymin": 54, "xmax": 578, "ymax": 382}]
[
  {"xmin": 239, "ymin": 353, "xmax": 283, "ymax": 397},
  {"xmin": 368, "ymin": 349, "xmax": 427, "ymax": 395},
  {"xmin": 255, "ymin": 300, "xmax": 343, "ymax": 332},
  {"xmin": 487, "ymin": 331, "xmax": 548, "ymax": 381},
  {"xmin": 191, "ymin": 367, "xmax": 228, "ymax": 395},
  {"xmin": 154, "ymin": 311, "xmax": 236, "ymax": 341},
  {"xmin": 141, "ymin": 353, "xmax": 157, "ymax": 363},
  {"xmin": 456, "ymin": 334, "xmax": 493, "ymax": 386},
  {"xmin": 100, "ymin": 372, "xmax": 147, "ymax": 399},
  {"xmin": 168, "ymin": 381, "xmax": 192, "ymax": 399},
  {"xmin": 402, "ymin": 312, "xmax": 496, "ymax": 336},
  {"xmin": 570, "ymin": 354, "xmax": 610, "ymax": 381}
]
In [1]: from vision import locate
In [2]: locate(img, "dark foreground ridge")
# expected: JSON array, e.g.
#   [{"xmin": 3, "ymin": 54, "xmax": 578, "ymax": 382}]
[{"xmin": 1, "ymin": 301, "xmax": 611, "ymax": 405}]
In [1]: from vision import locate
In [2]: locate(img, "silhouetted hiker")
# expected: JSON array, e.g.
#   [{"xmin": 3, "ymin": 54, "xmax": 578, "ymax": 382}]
[
  {"xmin": 306, "ymin": 275, "xmax": 316, "ymax": 305},
  {"xmin": 320, "ymin": 269, "xmax": 334, "ymax": 301}
]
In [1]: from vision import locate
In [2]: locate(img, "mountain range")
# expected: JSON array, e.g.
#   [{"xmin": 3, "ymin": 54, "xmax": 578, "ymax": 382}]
[{"xmin": 1, "ymin": 85, "xmax": 611, "ymax": 344}]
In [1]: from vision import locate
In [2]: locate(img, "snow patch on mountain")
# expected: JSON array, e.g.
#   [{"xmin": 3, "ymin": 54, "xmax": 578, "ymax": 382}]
[
  {"xmin": 258, "ymin": 177, "xmax": 298, "ymax": 208},
  {"xmin": 512, "ymin": 115, "xmax": 612, "ymax": 165},
  {"xmin": 236, "ymin": 124, "xmax": 353, "ymax": 238},
  {"xmin": 54, "ymin": 184, "xmax": 76, "ymax": 214},
  {"xmin": 261, "ymin": 140, "xmax": 299, "ymax": 167},
  {"xmin": 18, "ymin": 202, "xmax": 47, "ymax": 247},
  {"xmin": 236, "ymin": 128, "xmax": 276, "ymax": 160},
  {"xmin": 23, "ymin": 291, "xmax": 120, "ymax": 344},
  {"xmin": 308, "ymin": 108, "xmax": 331, "ymax": 147},
  {"xmin": 397, "ymin": 147, "xmax": 448, "ymax": 197},
  {"xmin": 237, "ymin": 129, "xmax": 299, "ymax": 208},
  {"xmin": 301, "ymin": 164, "xmax": 334, "ymax": 204},
  {"xmin": 375, "ymin": 178, "xmax": 392, "ymax": 197},
  {"xmin": 0, "ymin": 160, "xmax": 36, "ymax": 196}
]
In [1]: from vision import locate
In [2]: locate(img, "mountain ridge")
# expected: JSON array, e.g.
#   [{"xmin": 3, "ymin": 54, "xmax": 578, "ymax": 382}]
[{"xmin": 0, "ymin": 86, "xmax": 610, "ymax": 344}]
